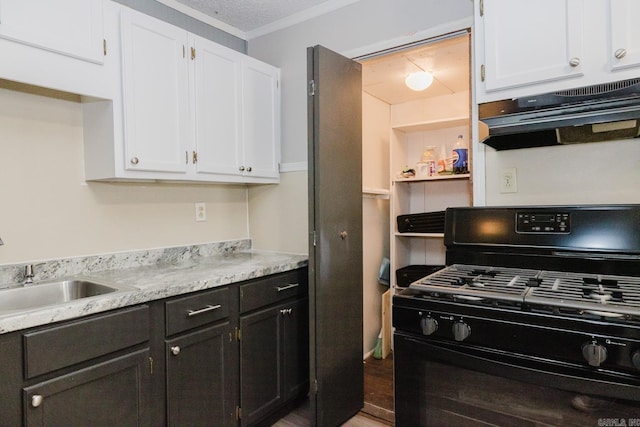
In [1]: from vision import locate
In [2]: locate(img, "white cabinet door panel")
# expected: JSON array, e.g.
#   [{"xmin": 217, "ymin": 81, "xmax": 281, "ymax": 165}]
[
  {"xmin": 609, "ymin": 0, "xmax": 640, "ymax": 72},
  {"xmin": 482, "ymin": 0, "xmax": 584, "ymax": 92},
  {"xmin": 0, "ymin": 0, "xmax": 104, "ymax": 63},
  {"xmin": 193, "ymin": 36, "xmax": 243, "ymax": 177},
  {"xmin": 242, "ymin": 58, "xmax": 280, "ymax": 180},
  {"xmin": 121, "ymin": 9, "xmax": 190, "ymax": 174}
]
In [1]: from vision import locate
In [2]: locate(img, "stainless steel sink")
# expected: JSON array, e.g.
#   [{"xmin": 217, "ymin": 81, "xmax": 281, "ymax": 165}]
[{"xmin": 0, "ymin": 280, "xmax": 133, "ymax": 314}]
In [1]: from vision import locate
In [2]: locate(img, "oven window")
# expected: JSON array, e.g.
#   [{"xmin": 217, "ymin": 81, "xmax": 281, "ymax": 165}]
[{"xmin": 394, "ymin": 334, "xmax": 640, "ymax": 427}]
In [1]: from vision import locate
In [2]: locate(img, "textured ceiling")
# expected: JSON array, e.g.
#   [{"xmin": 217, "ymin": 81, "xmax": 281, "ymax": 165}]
[{"xmin": 172, "ymin": 0, "xmax": 333, "ymax": 32}]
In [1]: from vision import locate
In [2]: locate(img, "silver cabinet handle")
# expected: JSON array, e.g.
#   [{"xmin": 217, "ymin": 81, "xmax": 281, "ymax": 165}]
[
  {"xmin": 615, "ymin": 48, "xmax": 627, "ymax": 59},
  {"xmin": 187, "ymin": 304, "xmax": 221, "ymax": 317},
  {"xmin": 239, "ymin": 166, "xmax": 245, "ymax": 172},
  {"xmin": 246, "ymin": 166, "xmax": 252, "ymax": 172},
  {"xmin": 276, "ymin": 283, "xmax": 299, "ymax": 292},
  {"xmin": 130, "ymin": 157, "xmax": 139, "ymax": 165},
  {"xmin": 569, "ymin": 57, "xmax": 580, "ymax": 67},
  {"xmin": 31, "ymin": 394, "xmax": 43, "ymax": 408},
  {"xmin": 171, "ymin": 346, "xmax": 181, "ymax": 356},
  {"xmin": 280, "ymin": 308, "xmax": 293, "ymax": 315}
]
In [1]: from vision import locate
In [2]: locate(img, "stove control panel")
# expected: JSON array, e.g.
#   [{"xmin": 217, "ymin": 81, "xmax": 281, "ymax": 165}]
[{"xmin": 516, "ymin": 212, "xmax": 570, "ymax": 234}]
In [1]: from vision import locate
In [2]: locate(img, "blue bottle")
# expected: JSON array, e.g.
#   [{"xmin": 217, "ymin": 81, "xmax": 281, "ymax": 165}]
[{"xmin": 452, "ymin": 134, "xmax": 468, "ymax": 174}]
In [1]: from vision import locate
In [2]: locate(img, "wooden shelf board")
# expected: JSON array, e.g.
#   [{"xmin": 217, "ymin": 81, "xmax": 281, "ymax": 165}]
[
  {"xmin": 394, "ymin": 173, "xmax": 470, "ymax": 183},
  {"xmin": 392, "ymin": 116, "xmax": 468, "ymax": 132}
]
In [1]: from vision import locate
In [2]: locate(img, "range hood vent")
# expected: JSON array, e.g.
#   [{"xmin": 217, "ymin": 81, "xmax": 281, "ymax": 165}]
[{"xmin": 479, "ymin": 78, "xmax": 640, "ymax": 150}]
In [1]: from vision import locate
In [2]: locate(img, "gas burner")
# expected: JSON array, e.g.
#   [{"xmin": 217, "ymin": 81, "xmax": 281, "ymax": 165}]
[
  {"xmin": 470, "ymin": 269, "xmax": 499, "ymax": 277},
  {"xmin": 588, "ymin": 290, "xmax": 614, "ymax": 302},
  {"xmin": 526, "ymin": 277, "xmax": 542, "ymax": 287},
  {"xmin": 455, "ymin": 277, "xmax": 486, "ymax": 288},
  {"xmin": 581, "ymin": 286, "xmax": 624, "ymax": 303}
]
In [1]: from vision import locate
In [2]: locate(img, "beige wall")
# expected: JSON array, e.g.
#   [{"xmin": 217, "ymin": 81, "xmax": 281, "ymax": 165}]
[
  {"xmin": 248, "ymin": 171, "xmax": 308, "ymax": 254},
  {"xmin": 483, "ymin": 139, "xmax": 640, "ymax": 206},
  {"xmin": 362, "ymin": 92, "xmax": 390, "ymax": 355},
  {"xmin": 0, "ymin": 87, "xmax": 249, "ymax": 265}
]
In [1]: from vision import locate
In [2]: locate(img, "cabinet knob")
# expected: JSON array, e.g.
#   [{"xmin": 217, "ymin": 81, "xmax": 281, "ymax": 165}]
[
  {"xmin": 615, "ymin": 48, "xmax": 627, "ymax": 59},
  {"xmin": 130, "ymin": 157, "xmax": 139, "ymax": 165},
  {"xmin": 31, "ymin": 394, "xmax": 43, "ymax": 408},
  {"xmin": 340, "ymin": 231, "xmax": 348, "ymax": 240},
  {"xmin": 246, "ymin": 166, "xmax": 252, "ymax": 172},
  {"xmin": 239, "ymin": 166, "xmax": 245, "ymax": 172},
  {"xmin": 170, "ymin": 346, "xmax": 181, "ymax": 356},
  {"xmin": 569, "ymin": 57, "xmax": 581, "ymax": 67}
]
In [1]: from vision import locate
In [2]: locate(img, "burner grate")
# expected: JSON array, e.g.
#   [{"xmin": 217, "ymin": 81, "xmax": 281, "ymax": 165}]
[{"xmin": 409, "ymin": 264, "xmax": 640, "ymax": 317}]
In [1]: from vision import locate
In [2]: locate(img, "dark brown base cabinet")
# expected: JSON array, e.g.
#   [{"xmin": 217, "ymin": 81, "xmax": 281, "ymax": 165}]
[
  {"xmin": 239, "ymin": 269, "xmax": 309, "ymax": 426},
  {"xmin": 0, "ymin": 267, "xmax": 307, "ymax": 426},
  {"xmin": 23, "ymin": 349, "xmax": 151, "ymax": 427},
  {"xmin": 164, "ymin": 286, "xmax": 237, "ymax": 427},
  {"xmin": 20, "ymin": 306, "xmax": 152, "ymax": 427}
]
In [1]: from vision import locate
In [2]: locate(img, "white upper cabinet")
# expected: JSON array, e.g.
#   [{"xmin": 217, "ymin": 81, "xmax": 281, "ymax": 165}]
[
  {"xmin": 120, "ymin": 8, "xmax": 190, "ymax": 174},
  {"xmin": 191, "ymin": 36, "xmax": 280, "ymax": 182},
  {"xmin": 0, "ymin": 0, "xmax": 104, "ymax": 63},
  {"xmin": 0, "ymin": 0, "xmax": 112, "ymax": 97},
  {"xmin": 242, "ymin": 57, "xmax": 280, "ymax": 180},
  {"xmin": 481, "ymin": 0, "xmax": 584, "ymax": 94},
  {"xmin": 83, "ymin": 3, "xmax": 280, "ymax": 184},
  {"xmin": 192, "ymin": 35, "xmax": 243, "ymax": 177},
  {"xmin": 476, "ymin": 0, "xmax": 640, "ymax": 102},
  {"xmin": 609, "ymin": 0, "xmax": 640, "ymax": 72}
]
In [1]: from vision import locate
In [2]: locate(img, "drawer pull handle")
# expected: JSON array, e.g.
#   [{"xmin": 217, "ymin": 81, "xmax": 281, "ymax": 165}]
[
  {"xmin": 276, "ymin": 283, "xmax": 299, "ymax": 292},
  {"xmin": 171, "ymin": 346, "xmax": 181, "ymax": 356},
  {"xmin": 187, "ymin": 304, "xmax": 221, "ymax": 317}
]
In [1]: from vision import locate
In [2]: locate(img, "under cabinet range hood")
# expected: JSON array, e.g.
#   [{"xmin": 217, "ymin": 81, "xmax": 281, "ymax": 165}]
[{"xmin": 479, "ymin": 78, "xmax": 640, "ymax": 150}]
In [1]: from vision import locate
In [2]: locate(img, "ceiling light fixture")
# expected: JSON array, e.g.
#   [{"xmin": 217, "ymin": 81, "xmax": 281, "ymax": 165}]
[{"xmin": 405, "ymin": 71, "xmax": 433, "ymax": 91}]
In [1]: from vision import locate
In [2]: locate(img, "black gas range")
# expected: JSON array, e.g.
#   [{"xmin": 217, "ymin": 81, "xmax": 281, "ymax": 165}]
[{"xmin": 393, "ymin": 205, "xmax": 640, "ymax": 426}]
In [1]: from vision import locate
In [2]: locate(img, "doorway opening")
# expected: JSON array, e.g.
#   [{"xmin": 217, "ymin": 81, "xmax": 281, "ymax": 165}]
[{"xmin": 357, "ymin": 30, "xmax": 472, "ymax": 421}]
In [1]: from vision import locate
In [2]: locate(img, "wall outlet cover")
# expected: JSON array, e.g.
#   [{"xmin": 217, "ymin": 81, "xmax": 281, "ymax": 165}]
[
  {"xmin": 500, "ymin": 167, "xmax": 517, "ymax": 193},
  {"xmin": 195, "ymin": 202, "xmax": 206, "ymax": 221}
]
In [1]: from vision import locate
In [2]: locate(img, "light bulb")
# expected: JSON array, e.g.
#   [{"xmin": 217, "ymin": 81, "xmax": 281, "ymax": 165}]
[{"xmin": 405, "ymin": 71, "xmax": 433, "ymax": 91}]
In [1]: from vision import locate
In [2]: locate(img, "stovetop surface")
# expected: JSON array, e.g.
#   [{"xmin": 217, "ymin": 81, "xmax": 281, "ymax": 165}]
[{"xmin": 405, "ymin": 264, "xmax": 640, "ymax": 319}]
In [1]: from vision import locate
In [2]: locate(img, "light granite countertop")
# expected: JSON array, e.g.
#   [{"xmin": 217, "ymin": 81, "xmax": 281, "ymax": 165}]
[{"xmin": 0, "ymin": 242, "xmax": 307, "ymax": 334}]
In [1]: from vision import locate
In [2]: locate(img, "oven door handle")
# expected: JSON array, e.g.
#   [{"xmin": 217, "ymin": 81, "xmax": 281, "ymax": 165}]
[{"xmin": 398, "ymin": 334, "xmax": 640, "ymax": 402}]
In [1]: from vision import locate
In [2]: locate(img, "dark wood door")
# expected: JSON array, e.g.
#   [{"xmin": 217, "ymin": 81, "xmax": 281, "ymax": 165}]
[
  {"xmin": 23, "ymin": 349, "xmax": 151, "ymax": 427},
  {"xmin": 240, "ymin": 304, "xmax": 283, "ymax": 425},
  {"xmin": 283, "ymin": 298, "xmax": 309, "ymax": 401},
  {"xmin": 166, "ymin": 322, "xmax": 235, "ymax": 427},
  {"xmin": 307, "ymin": 45, "xmax": 363, "ymax": 427}
]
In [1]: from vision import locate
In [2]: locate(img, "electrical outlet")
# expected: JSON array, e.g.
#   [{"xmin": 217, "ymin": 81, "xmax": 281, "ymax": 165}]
[
  {"xmin": 195, "ymin": 202, "xmax": 206, "ymax": 222},
  {"xmin": 500, "ymin": 168, "xmax": 517, "ymax": 193}
]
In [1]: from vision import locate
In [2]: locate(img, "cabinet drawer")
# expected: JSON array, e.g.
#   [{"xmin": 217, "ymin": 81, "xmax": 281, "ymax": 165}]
[
  {"xmin": 24, "ymin": 305, "xmax": 149, "ymax": 379},
  {"xmin": 165, "ymin": 287, "xmax": 229, "ymax": 336},
  {"xmin": 240, "ymin": 269, "xmax": 308, "ymax": 313}
]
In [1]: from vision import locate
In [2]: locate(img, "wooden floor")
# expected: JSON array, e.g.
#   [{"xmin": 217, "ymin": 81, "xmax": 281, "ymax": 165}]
[{"xmin": 272, "ymin": 354, "xmax": 395, "ymax": 426}]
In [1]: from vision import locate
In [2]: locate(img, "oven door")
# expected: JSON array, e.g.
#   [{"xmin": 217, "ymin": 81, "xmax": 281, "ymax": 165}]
[{"xmin": 394, "ymin": 332, "xmax": 640, "ymax": 427}]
